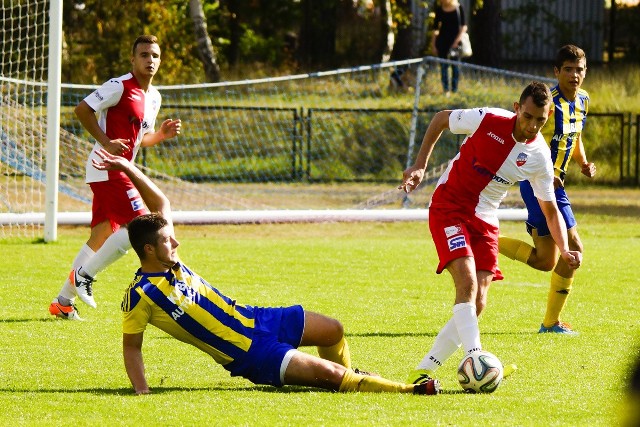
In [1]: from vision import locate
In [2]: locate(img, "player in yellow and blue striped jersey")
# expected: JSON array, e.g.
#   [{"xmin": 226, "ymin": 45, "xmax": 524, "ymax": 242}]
[
  {"xmin": 91, "ymin": 148, "xmax": 441, "ymax": 396},
  {"xmin": 499, "ymin": 45, "xmax": 596, "ymax": 335}
]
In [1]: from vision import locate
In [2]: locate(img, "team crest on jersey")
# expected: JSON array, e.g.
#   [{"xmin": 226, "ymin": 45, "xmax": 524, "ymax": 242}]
[{"xmin": 516, "ymin": 152, "xmax": 528, "ymax": 167}]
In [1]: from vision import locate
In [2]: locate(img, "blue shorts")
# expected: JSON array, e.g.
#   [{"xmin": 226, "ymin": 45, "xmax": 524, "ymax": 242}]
[
  {"xmin": 227, "ymin": 305, "xmax": 304, "ymax": 387},
  {"xmin": 520, "ymin": 180, "xmax": 576, "ymax": 237}
]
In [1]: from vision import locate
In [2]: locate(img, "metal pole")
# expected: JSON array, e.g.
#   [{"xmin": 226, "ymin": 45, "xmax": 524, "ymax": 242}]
[
  {"xmin": 403, "ymin": 64, "xmax": 426, "ymax": 207},
  {"xmin": 44, "ymin": 0, "xmax": 63, "ymax": 242}
]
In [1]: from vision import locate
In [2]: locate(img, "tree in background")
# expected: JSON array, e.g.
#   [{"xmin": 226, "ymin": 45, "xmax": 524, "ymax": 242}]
[
  {"xmin": 298, "ymin": 0, "xmax": 339, "ymax": 69},
  {"xmin": 56, "ymin": 0, "xmax": 639, "ymax": 85},
  {"xmin": 189, "ymin": 0, "xmax": 221, "ymax": 82},
  {"xmin": 62, "ymin": 0, "xmax": 206, "ymax": 84}
]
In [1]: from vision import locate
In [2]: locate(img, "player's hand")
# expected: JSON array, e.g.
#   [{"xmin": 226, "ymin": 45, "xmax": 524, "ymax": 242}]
[
  {"xmin": 560, "ymin": 250, "xmax": 582, "ymax": 269},
  {"xmin": 553, "ymin": 176, "xmax": 564, "ymax": 190},
  {"xmin": 581, "ymin": 162, "xmax": 596, "ymax": 178},
  {"xmin": 398, "ymin": 166, "xmax": 425, "ymax": 194},
  {"xmin": 103, "ymin": 138, "xmax": 130, "ymax": 156},
  {"xmin": 91, "ymin": 148, "xmax": 130, "ymax": 171},
  {"xmin": 160, "ymin": 118, "xmax": 182, "ymax": 139}
]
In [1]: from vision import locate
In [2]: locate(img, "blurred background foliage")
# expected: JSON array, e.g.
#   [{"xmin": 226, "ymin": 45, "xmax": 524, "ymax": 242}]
[{"xmin": 51, "ymin": 0, "xmax": 640, "ymax": 85}]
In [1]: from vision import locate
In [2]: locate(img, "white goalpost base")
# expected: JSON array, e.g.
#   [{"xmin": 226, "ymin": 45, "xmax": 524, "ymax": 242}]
[{"xmin": 0, "ymin": 208, "xmax": 527, "ymax": 225}]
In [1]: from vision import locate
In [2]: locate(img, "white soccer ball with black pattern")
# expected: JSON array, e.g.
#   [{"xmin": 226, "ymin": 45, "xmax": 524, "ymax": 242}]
[{"xmin": 457, "ymin": 350, "xmax": 504, "ymax": 393}]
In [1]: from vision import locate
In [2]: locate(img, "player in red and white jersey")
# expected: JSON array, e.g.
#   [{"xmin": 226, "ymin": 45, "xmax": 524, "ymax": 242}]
[
  {"xmin": 398, "ymin": 81, "xmax": 582, "ymax": 386},
  {"xmin": 49, "ymin": 35, "xmax": 182, "ymax": 320}
]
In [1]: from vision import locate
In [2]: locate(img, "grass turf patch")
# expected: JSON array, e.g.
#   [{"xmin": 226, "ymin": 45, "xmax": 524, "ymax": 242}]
[{"xmin": 0, "ymin": 214, "xmax": 638, "ymax": 425}]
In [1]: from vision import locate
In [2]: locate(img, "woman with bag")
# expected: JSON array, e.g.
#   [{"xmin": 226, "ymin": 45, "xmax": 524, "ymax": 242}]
[{"xmin": 430, "ymin": 0, "xmax": 469, "ymax": 95}]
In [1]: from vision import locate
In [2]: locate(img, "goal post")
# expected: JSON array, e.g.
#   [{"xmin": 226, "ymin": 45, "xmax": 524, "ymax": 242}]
[{"xmin": 44, "ymin": 0, "xmax": 63, "ymax": 242}]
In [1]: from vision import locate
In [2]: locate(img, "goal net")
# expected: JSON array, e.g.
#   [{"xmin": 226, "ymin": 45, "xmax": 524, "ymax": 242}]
[{"xmin": 2, "ymin": 1, "xmax": 553, "ymax": 239}]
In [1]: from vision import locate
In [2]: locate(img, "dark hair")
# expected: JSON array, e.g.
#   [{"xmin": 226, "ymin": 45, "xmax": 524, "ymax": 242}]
[
  {"xmin": 132, "ymin": 35, "xmax": 159, "ymax": 55},
  {"xmin": 128, "ymin": 213, "xmax": 168, "ymax": 260},
  {"xmin": 554, "ymin": 44, "xmax": 586, "ymax": 69},
  {"xmin": 519, "ymin": 81, "xmax": 552, "ymax": 108}
]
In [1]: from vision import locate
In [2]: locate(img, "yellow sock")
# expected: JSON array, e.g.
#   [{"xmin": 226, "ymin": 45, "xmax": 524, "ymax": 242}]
[
  {"xmin": 542, "ymin": 271, "xmax": 573, "ymax": 327},
  {"xmin": 317, "ymin": 336, "xmax": 351, "ymax": 369},
  {"xmin": 499, "ymin": 236, "xmax": 533, "ymax": 264},
  {"xmin": 338, "ymin": 369, "xmax": 414, "ymax": 393}
]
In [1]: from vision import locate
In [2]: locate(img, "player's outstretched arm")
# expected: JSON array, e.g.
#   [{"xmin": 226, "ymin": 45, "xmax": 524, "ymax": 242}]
[
  {"xmin": 538, "ymin": 199, "xmax": 582, "ymax": 269},
  {"xmin": 398, "ymin": 110, "xmax": 451, "ymax": 193},
  {"xmin": 92, "ymin": 149, "xmax": 171, "ymax": 221},
  {"xmin": 123, "ymin": 332, "xmax": 150, "ymax": 395}
]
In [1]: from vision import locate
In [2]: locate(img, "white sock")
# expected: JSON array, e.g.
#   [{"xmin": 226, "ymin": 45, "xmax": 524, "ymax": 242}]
[
  {"xmin": 453, "ymin": 302, "xmax": 481, "ymax": 354},
  {"xmin": 58, "ymin": 244, "xmax": 95, "ymax": 302},
  {"xmin": 80, "ymin": 227, "xmax": 131, "ymax": 278},
  {"xmin": 417, "ymin": 318, "xmax": 461, "ymax": 371}
]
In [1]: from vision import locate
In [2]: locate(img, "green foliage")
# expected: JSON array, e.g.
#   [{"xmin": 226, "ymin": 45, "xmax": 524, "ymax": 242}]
[{"xmin": 0, "ymin": 211, "xmax": 638, "ymax": 425}]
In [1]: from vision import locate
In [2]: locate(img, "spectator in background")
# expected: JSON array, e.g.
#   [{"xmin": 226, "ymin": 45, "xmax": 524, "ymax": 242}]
[{"xmin": 431, "ymin": 0, "xmax": 468, "ymax": 96}]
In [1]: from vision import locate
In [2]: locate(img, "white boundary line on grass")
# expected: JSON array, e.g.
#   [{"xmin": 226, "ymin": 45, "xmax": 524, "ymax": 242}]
[{"xmin": 0, "ymin": 208, "xmax": 527, "ymax": 225}]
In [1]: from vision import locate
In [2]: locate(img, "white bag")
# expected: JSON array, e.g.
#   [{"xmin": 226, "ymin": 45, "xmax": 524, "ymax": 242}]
[{"xmin": 459, "ymin": 33, "xmax": 472, "ymax": 58}]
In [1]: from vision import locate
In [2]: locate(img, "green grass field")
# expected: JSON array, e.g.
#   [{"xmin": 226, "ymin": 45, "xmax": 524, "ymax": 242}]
[{"xmin": 1, "ymin": 210, "xmax": 639, "ymax": 426}]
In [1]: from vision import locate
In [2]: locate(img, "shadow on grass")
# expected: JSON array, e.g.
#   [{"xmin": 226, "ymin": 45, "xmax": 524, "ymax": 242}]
[
  {"xmin": 0, "ymin": 384, "xmax": 471, "ymax": 396},
  {"xmin": 0, "ymin": 317, "xmax": 64, "ymax": 323},
  {"xmin": 0, "ymin": 385, "xmax": 336, "ymax": 395},
  {"xmin": 347, "ymin": 330, "xmax": 533, "ymax": 338}
]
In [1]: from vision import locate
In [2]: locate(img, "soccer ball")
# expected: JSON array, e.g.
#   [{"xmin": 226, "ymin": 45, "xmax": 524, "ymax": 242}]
[{"xmin": 457, "ymin": 350, "xmax": 504, "ymax": 393}]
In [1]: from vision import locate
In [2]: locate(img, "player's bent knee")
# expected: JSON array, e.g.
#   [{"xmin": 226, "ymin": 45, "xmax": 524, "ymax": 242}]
[
  {"xmin": 326, "ymin": 319, "xmax": 345, "ymax": 344},
  {"xmin": 529, "ymin": 253, "xmax": 557, "ymax": 271},
  {"xmin": 535, "ymin": 259, "xmax": 557, "ymax": 272}
]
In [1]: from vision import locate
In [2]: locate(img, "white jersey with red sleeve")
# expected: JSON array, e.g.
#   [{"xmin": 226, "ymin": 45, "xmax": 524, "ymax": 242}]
[
  {"xmin": 83, "ymin": 72, "xmax": 161, "ymax": 183},
  {"xmin": 430, "ymin": 107, "xmax": 555, "ymax": 226}
]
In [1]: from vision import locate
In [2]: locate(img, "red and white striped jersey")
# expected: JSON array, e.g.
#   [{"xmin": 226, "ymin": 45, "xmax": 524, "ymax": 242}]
[
  {"xmin": 83, "ymin": 73, "xmax": 161, "ymax": 183},
  {"xmin": 431, "ymin": 107, "xmax": 555, "ymax": 226}
]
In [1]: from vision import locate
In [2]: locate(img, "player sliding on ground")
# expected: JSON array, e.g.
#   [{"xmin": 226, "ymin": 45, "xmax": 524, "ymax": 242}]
[
  {"xmin": 398, "ymin": 81, "xmax": 582, "ymax": 386},
  {"xmin": 91, "ymin": 148, "xmax": 441, "ymax": 396}
]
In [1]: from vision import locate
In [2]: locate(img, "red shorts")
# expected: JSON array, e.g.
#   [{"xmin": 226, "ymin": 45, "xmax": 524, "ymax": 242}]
[
  {"xmin": 428, "ymin": 208, "xmax": 503, "ymax": 281},
  {"xmin": 89, "ymin": 179, "xmax": 149, "ymax": 231}
]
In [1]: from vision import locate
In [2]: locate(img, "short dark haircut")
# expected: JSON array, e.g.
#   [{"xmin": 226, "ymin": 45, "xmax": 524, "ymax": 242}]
[
  {"xmin": 128, "ymin": 213, "xmax": 168, "ymax": 260},
  {"xmin": 132, "ymin": 35, "xmax": 159, "ymax": 55},
  {"xmin": 519, "ymin": 81, "xmax": 552, "ymax": 108},
  {"xmin": 554, "ymin": 44, "xmax": 586, "ymax": 69}
]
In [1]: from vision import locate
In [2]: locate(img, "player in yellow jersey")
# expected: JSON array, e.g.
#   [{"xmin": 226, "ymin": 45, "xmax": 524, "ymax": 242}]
[
  {"xmin": 90, "ymin": 149, "xmax": 440, "ymax": 396},
  {"xmin": 499, "ymin": 45, "xmax": 596, "ymax": 335}
]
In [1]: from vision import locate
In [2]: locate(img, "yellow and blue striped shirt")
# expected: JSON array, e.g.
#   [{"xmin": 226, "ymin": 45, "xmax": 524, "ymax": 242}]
[
  {"xmin": 122, "ymin": 263, "xmax": 256, "ymax": 369},
  {"xmin": 549, "ymin": 85, "xmax": 590, "ymax": 179}
]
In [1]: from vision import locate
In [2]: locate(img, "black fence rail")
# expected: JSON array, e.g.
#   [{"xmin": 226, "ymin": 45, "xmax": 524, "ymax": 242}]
[{"xmin": 60, "ymin": 104, "xmax": 639, "ymax": 185}]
